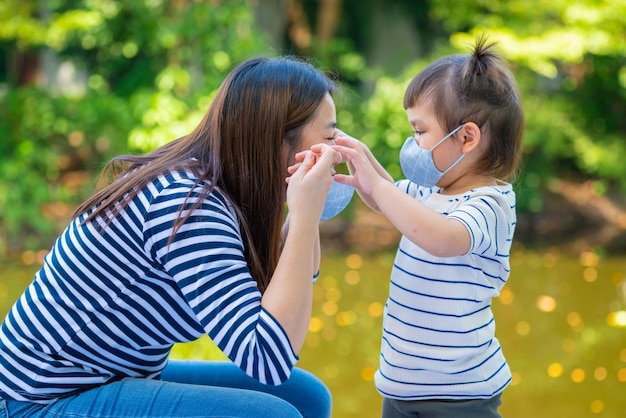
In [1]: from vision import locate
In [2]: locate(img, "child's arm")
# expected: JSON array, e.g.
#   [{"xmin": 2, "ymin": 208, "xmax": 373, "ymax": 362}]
[{"xmin": 333, "ymin": 136, "xmax": 471, "ymax": 257}]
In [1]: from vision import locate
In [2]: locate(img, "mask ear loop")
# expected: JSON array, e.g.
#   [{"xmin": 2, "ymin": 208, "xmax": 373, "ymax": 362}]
[
  {"xmin": 435, "ymin": 124, "xmax": 466, "ymax": 175},
  {"xmin": 431, "ymin": 124, "xmax": 464, "ymax": 151}
]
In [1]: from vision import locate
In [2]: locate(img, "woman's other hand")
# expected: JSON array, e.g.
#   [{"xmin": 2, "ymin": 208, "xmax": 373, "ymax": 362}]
[{"xmin": 286, "ymin": 144, "xmax": 341, "ymax": 223}]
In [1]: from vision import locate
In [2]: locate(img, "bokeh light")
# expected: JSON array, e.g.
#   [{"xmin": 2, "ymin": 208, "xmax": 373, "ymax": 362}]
[
  {"xmin": 579, "ymin": 251, "xmax": 599, "ymax": 267},
  {"xmin": 567, "ymin": 312, "xmax": 584, "ymax": 332},
  {"xmin": 571, "ymin": 368, "xmax": 586, "ymax": 383},
  {"xmin": 345, "ymin": 254, "xmax": 363, "ymax": 270},
  {"xmin": 547, "ymin": 362, "xmax": 563, "ymax": 378},
  {"xmin": 360, "ymin": 366, "xmax": 376, "ymax": 382},
  {"xmin": 583, "ymin": 267, "xmax": 598, "ymax": 283},
  {"xmin": 606, "ymin": 310, "xmax": 626, "ymax": 328},
  {"xmin": 325, "ymin": 287, "xmax": 341, "ymax": 302},
  {"xmin": 336, "ymin": 310, "xmax": 357, "ymax": 326},
  {"xmin": 593, "ymin": 367, "xmax": 607, "ymax": 381},
  {"xmin": 368, "ymin": 302, "xmax": 384, "ymax": 318},
  {"xmin": 344, "ymin": 270, "xmax": 361, "ymax": 285},
  {"xmin": 536, "ymin": 295, "xmax": 557, "ymax": 312},
  {"xmin": 309, "ymin": 316, "xmax": 324, "ymax": 333},
  {"xmin": 590, "ymin": 400, "xmax": 604, "ymax": 414},
  {"xmin": 515, "ymin": 321, "xmax": 530, "ymax": 336},
  {"xmin": 499, "ymin": 287, "xmax": 514, "ymax": 305},
  {"xmin": 322, "ymin": 301, "xmax": 338, "ymax": 316}
]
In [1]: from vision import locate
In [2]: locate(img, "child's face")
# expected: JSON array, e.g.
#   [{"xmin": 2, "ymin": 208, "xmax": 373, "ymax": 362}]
[{"xmin": 406, "ymin": 103, "xmax": 464, "ymax": 176}]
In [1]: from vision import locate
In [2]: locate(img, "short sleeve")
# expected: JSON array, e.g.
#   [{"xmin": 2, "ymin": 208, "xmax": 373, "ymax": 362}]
[{"xmin": 447, "ymin": 194, "xmax": 515, "ymax": 258}]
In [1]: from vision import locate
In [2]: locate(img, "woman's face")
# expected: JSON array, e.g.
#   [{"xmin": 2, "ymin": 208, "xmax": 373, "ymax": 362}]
[{"xmin": 285, "ymin": 92, "xmax": 337, "ymax": 168}]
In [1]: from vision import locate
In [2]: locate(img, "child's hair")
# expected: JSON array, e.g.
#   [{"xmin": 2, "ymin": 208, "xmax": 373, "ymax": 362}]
[{"xmin": 403, "ymin": 35, "xmax": 524, "ymax": 180}]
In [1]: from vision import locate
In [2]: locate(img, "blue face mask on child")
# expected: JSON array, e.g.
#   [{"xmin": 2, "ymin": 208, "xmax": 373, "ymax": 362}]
[
  {"xmin": 399, "ymin": 125, "xmax": 464, "ymax": 188},
  {"xmin": 320, "ymin": 178, "xmax": 354, "ymax": 221}
]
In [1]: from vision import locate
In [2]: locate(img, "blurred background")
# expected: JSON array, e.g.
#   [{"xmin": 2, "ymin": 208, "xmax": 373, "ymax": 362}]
[{"xmin": 1, "ymin": 0, "xmax": 625, "ymax": 417}]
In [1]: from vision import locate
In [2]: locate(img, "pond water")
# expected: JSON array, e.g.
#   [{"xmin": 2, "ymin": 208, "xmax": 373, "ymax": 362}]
[{"xmin": 1, "ymin": 245, "xmax": 625, "ymax": 417}]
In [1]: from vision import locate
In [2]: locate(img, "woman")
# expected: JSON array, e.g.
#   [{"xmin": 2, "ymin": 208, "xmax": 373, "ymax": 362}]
[{"xmin": 0, "ymin": 56, "xmax": 341, "ymax": 417}]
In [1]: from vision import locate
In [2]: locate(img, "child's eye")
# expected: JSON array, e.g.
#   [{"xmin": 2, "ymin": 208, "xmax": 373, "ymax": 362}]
[
  {"xmin": 413, "ymin": 130, "xmax": 424, "ymax": 137},
  {"xmin": 325, "ymin": 136, "xmax": 336, "ymax": 141}
]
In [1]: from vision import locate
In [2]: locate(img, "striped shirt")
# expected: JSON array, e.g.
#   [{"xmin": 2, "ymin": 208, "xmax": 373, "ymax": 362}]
[
  {"xmin": 375, "ymin": 180, "xmax": 516, "ymax": 400},
  {"xmin": 0, "ymin": 169, "xmax": 298, "ymax": 403}
]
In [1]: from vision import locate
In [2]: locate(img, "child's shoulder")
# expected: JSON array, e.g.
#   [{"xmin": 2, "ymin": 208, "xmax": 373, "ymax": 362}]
[
  {"xmin": 394, "ymin": 179, "xmax": 436, "ymax": 200},
  {"xmin": 459, "ymin": 183, "xmax": 516, "ymax": 207}
]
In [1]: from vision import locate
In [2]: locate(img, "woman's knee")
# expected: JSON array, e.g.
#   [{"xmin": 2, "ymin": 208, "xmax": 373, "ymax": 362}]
[{"xmin": 286, "ymin": 368, "xmax": 332, "ymax": 418}]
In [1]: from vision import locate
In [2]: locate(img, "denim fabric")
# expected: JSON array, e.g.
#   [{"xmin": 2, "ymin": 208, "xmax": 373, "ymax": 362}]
[{"xmin": 2, "ymin": 360, "xmax": 331, "ymax": 418}]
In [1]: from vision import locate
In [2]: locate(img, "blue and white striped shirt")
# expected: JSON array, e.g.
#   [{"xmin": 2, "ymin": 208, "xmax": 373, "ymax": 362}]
[
  {"xmin": 375, "ymin": 180, "xmax": 516, "ymax": 400},
  {"xmin": 0, "ymin": 169, "xmax": 298, "ymax": 403}
]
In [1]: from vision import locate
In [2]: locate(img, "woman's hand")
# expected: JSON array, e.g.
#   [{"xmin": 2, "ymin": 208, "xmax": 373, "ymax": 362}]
[{"xmin": 286, "ymin": 144, "xmax": 341, "ymax": 223}]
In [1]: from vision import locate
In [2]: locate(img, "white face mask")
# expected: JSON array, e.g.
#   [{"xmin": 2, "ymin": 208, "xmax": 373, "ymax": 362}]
[
  {"xmin": 399, "ymin": 125, "xmax": 464, "ymax": 187},
  {"xmin": 320, "ymin": 178, "xmax": 354, "ymax": 221}
]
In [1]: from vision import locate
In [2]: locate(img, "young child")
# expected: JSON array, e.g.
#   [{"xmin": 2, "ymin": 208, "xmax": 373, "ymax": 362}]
[{"xmin": 331, "ymin": 37, "xmax": 524, "ymax": 417}]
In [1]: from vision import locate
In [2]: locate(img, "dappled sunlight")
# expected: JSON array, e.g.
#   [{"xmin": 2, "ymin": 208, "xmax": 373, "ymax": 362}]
[
  {"xmin": 303, "ymin": 247, "xmax": 626, "ymax": 417},
  {"xmin": 536, "ymin": 295, "xmax": 557, "ymax": 312},
  {"xmin": 547, "ymin": 362, "xmax": 564, "ymax": 378},
  {"xmin": 606, "ymin": 310, "xmax": 626, "ymax": 328},
  {"xmin": 494, "ymin": 246, "xmax": 626, "ymax": 418},
  {"xmin": 1, "ymin": 248, "xmax": 625, "ymax": 418}
]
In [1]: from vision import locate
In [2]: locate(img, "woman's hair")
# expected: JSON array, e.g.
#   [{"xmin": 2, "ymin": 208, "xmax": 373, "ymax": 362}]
[
  {"xmin": 403, "ymin": 35, "xmax": 524, "ymax": 180},
  {"xmin": 73, "ymin": 56, "xmax": 337, "ymax": 293}
]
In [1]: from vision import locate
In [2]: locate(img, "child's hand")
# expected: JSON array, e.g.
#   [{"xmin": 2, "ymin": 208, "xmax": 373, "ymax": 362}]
[{"xmin": 330, "ymin": 134, "xmax": 385, "ymax": 196}]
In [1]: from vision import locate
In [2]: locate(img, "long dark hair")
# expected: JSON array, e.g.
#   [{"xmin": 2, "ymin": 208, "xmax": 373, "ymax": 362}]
[{"xmin": 73, "ymin": 56, "xmax": 337, "ymax": 293}]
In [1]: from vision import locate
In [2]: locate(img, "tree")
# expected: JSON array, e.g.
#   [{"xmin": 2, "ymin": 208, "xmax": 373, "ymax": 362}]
[
  {"xmin": 0, "ymin": 0, "xmax": 267, "ymax": 253},
  {"xmin": 1, "ymin": 0, "xmax": 625, "ymax": 254}
]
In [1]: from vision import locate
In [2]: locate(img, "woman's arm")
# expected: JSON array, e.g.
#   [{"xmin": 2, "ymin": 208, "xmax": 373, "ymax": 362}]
[
  {"xmin": 262, "ymin": 147, "xmax": 338, "ymax": 353},
  {"xmin": 281, "ymin": 214, "xmax": 321, "ymax": 280}
]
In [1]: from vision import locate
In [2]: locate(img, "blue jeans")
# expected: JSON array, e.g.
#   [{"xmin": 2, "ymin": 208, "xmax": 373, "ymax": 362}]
[{"xmin": 0, "ymin": 360, "xmax": 331, "ymax": 418}]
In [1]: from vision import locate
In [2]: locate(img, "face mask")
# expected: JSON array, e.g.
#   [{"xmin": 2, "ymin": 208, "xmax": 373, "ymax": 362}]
[
  {"xmin": 399, "ymin": 125, "xmax": 464, "ymax": 187},
  {"xmin": 320, "ymin": 178, "xmax": 354, "ymax": 221}
]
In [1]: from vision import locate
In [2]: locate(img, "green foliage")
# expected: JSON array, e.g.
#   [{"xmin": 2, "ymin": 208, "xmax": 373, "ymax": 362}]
[
  {"xmin": 431, "ymin": 0, "xmax": 626, "ymax": 211},
  {"xmin": 0, "ymin": 0, "xmax": 267, "ymax": 253},
  {"xmin": 0, "ymin": 87, "xmax": 135, "ymax": 250},
  {"xmin": 332, "ymin": 0, "xmax": 626, "ymax": 214},
  {"xmin": 1, "ymin": 0, "xmax": 625, "ymax": 254}
]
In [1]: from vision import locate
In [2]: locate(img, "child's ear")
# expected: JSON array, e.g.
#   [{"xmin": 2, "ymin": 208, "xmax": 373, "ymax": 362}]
[{"xmin": 459, "ymin": 122, "xmax": 481, "ymax": 153}]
